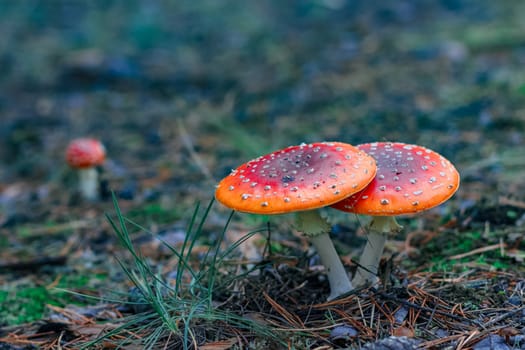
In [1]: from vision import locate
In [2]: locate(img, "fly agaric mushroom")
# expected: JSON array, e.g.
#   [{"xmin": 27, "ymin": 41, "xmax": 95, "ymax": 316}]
[
  {"xmin": 331, "ymin": 142, "xmax": 460, "ymax": 287},
  {"xmin": 215, "ymin": 141, "xmax": 377, "ymax": 300},
  {"xmin": 65, "ymin": 138, "xmax": 106, "ymax": 201}
]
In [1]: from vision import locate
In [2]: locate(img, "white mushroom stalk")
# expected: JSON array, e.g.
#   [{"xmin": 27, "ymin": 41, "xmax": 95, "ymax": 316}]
[
  {"xmin": 351, "ymin": 216, "xmax": 402, "ymax": 287},
  {"xmin": 77, "ymin": 167, "xmax": 100, "ymax": 201},
  {"xmin": 295, "ymin": 210, "xmax": 353, "ymax": 300}
]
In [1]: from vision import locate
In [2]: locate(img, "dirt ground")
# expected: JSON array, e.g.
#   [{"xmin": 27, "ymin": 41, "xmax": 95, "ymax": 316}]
[{"xmin": 1, "ymin": 1, "xmax": 525, "ymax": 349}]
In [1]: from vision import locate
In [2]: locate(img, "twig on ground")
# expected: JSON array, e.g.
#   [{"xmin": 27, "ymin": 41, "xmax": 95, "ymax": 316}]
[
  {"xmin": 263, "ymin": 291, "xmax": 304, "ymax": 329},
  {"xmin": 499, "ymin": 196, "xmax": 525, "ymax": 209},
  {"xmin": 482, "ymin": 305, "xmax": 525, "ymax": 328},
  {"xmin": 0, "ymin": 255, "xmax": 67, "ymax": 272},
  {"xmin": 447, "ymin": 242, "xmax": 506, "ymax": 260}
]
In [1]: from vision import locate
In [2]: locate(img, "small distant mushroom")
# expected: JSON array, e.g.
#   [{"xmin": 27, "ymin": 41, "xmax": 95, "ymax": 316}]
[
  {"xmin": 332, "ymin": 142, "xmax": 460, "ymax": 287},
  {"xmin": 65, "ymin": 138, "xmax": 106, "ymax": 201},
  {"xmin": 215, "ymin": 142, "xmax": 377, "ymax": 300}
]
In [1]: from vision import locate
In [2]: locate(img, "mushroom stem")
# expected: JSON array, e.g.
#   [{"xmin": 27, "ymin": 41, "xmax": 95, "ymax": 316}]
[
  {"xmin": 78, "ymin": 167, "xmax": 100, "ymax": 201},
  {"xmin": 295, "ymin": 210, "xmax": 353, "ymax": 300},
  {"xmin": 352, "ymin": 216, "xmax": 402, "ymax": 287}
]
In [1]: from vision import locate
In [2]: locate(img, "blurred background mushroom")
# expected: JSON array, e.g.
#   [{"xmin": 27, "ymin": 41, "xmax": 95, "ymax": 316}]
[{"xmin": 65, "ymin": 138, "xmax": 106, "ymax": 201}]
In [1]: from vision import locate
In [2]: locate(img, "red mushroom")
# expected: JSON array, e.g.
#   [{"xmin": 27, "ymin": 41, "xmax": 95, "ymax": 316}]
[
  {"xmin": 215, "ymin": 142, "xmax": 377, "ymax": 300},
  {"xmin": 332, "ymin": 142, "xmax": 460, "ymax": 287},
  {"xmin": 65, "ymin": 138, "xmax": 106, "ymax": 201}
]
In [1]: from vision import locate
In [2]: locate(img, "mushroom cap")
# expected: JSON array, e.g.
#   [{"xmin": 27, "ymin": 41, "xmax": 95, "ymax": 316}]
[
  {"xmin": 215, "ymin": 142, "xmax": 377, "ymax": 214},
  {"xmin": 65, "ymin": 138, "xmax": 106, "ymax": 168},
  {"xmin": 331, "ymin": 142, "xmax": 460, "ymax": 215}
]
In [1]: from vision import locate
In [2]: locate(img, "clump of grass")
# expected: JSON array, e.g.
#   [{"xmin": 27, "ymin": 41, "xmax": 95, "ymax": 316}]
[{"xmin": 83, "ymin": 194, "xmax": 282, "ymax": 349}]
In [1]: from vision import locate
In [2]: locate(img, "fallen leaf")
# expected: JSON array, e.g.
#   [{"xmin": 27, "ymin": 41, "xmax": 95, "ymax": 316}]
[{"xmin": 392, "ymin": 326, "xmax": 415, "ymax": 337}]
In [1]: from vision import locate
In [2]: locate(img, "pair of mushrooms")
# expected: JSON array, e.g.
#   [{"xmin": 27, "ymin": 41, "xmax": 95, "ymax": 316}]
[{"xmin": 215, "ymin": 141, "xmax": 460, "ymax": 300}]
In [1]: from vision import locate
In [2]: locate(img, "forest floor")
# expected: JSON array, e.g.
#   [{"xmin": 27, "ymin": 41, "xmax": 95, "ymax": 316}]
[{"xmin": 1, "ymin": 1, "xmax": 525, "ymax": 349}]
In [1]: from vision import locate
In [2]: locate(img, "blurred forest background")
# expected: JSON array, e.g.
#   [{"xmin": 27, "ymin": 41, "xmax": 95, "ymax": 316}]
[{"xmin": 1, "ymin": 0, "xmax": 525, "ymax": 348}]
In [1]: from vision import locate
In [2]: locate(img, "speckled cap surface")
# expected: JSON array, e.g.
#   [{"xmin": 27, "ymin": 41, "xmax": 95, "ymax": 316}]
[
  {"xmin": 215, "ymin": 142, "xmax": 377, "ymax": 214},
  {"xmin": 331, "ymin": 142, "xmax": 460, "ymax": 215},
  {"xmin": 65, "ymin": 138, "xmax": 106, "ymax": 169}
]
